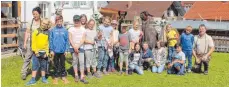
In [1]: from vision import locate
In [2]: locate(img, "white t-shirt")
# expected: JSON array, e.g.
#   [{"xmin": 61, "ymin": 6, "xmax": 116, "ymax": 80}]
[
  {"xmin": 174, "ymin": 51, "xmax": 186, "ymax": 61},
  {"xmin": 128, "ymin": 28, "xmax": 141, "ymax": 42},
  {"xmin": 68, "ymin": 26, "xmax": 85, "ymax": 48},
  {"xmin": 84, "ymin": 29, "xmax": 97, "ymax": 50}
]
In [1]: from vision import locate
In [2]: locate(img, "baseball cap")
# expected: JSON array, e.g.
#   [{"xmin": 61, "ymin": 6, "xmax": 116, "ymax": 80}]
[{"xmin": 73, "ymin": 15, "xmax": 81, "ymax": 22}]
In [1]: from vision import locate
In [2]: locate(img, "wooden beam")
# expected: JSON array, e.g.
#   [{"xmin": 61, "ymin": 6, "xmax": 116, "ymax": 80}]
[
  {"xmin": 1, "ymin": 24, "xmax": 19, "ymax": 29},
  {"xmin": 100, "ymin": 9, "xmax": 119, "ymax": 14},
  {"xmin": 1, "ymin": 3, "xmax": 12, "ymax": 7},
  {"xmin": 18, "ymin": 1, "xmax": 21, "ymax": 18},
  {"xmin": 1, "ymin": 18, "xmax": 17, "ymax": 22},
  {"xmin": 1, "ymin": 34, "xmax": 17, "ymax": 38},
  {"xmin": 1, "ymin": 44, "xmax": 18, "ymax": 48}
]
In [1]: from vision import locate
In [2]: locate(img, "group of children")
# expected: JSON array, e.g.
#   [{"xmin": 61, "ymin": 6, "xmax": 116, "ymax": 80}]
[{"xmin": 25, "ymin": 7, "xmax": 202, "ymax": 86}]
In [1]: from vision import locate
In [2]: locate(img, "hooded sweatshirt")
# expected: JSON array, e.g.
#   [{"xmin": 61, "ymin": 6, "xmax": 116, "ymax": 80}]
[{"xmin": 49, "ymin": 26, "xmax": 69, "ymax": 53}]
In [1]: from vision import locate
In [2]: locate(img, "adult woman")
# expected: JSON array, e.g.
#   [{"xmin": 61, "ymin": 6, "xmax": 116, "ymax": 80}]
[{"xmin": 21, "ymin": 7, "xmax": 42, "ymax": 80}]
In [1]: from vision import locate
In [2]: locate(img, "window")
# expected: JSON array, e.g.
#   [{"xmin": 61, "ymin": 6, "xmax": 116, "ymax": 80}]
[
  {"xmin": 72, "ymin": 1, "xmax": 91, "ymax": 8},
  {"xmin": 39, "ymin": 2, "xmax": 49, "ymax": 18},
  {"xmin": 72, "ymin": 1, "xmax": 80, "ymax": 8},
  {"xmin": 63, "ymin": 1, "xmax": 72, "ymax": 8}
]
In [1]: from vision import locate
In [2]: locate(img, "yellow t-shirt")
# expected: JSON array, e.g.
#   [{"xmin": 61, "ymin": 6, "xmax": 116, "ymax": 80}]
[
  {"xmin": 31, "ymin": 29, "xmax": 49, "ymax": 55},
  {"xmin": 167, "ymin": 29, "xmax": 177, "ymax": 47}
]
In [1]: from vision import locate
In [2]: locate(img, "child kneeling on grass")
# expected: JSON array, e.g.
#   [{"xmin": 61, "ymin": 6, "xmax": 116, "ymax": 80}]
[
  {"xmin": 142, "ymin": 42, "xmax": 154, "ymax": 70},
  {"xmin": 128, "ymin": 43, "xmax": 144, "ymax": 75},
  {"xmin": 26, "ymin": 18, "xmax": 52, "ymax": 86},
  {"xmin": 152, "ymin": 42, "xmax": 167, "ymax": 73},
  {"xmin": 167, "ymin": 44, "xmax": 186, "ymax": 75}
]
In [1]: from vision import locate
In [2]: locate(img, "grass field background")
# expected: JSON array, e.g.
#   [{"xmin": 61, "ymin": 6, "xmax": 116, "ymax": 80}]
[{"xmin": 1, "ymin": 52, "xmax": 229, "ymax": 87}]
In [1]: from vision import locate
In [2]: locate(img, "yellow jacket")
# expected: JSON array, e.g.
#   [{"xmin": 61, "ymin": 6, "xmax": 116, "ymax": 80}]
[{"xmin": 32, "ymin": 29, "xmax": 49, "ymax": 55}]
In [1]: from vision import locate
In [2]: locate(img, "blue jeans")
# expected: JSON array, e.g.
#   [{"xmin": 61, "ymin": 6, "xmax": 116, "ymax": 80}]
[
  {"xmin": 97, "ymin": 47, "xmax": 109, "ymax": 71},
  {"xmin": 129, "ymin": 64, "xmax": 144, "ymax": 75},
  {"xmin": 167, "ymin": 62, "xmax": 185, "ymax": 74},
  {"xmin": 108, "ymin": 56, "xmax": 115, "ymax": 69},
  {"xmin": 183, "ymin": 50, "xmax": 192, "ymax": 69},
  {"xmin": 168, "ymin": 47, "xmax": 176, "ymax": 63},
  {"xmin": 152, "ymin": 64, "xmax": 165, "ymax": 73},
  {"xmin": 32, "ymin": 54, "xmax": 48, "ymax": 71}
]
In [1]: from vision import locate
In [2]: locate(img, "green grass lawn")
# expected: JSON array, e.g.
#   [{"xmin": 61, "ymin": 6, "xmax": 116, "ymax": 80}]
[{"xmin": 1, "ymin": 52, "xmax": 229, "ymax": 87}]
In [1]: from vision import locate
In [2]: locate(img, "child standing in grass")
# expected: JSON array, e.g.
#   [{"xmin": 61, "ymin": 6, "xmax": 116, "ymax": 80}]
[
  {"xmin": 108, "ymin": 20, "xmax": 119, "ymax": 72},
  {"xmin": 96, "ymin": 16, "xmax": 113, "ymax": 75},
  {"xmin": 180, "ymin": 26, "xmax": 194, "ymax": 73},
  {"xmin": 26, "ymin": 18, "xmax": 52, "ymax": 86},
  {"xmin": 129, "ymin": 20, "xmax": 143, "ymax": 51},
  {"xmin": 68, "ymin": 15, "xmax": 88, "ymax": 84},
  {"xmin": 119, "ymin": 26, "xmax": 131, "ymax": 75},
  {"xmin": 49, "ymin": 15, "xmax": 69, "ymax": 84},
  {"xmin": 128, "ymin": 43, "xmax": 144, "ymax": 75},
  {"xmin": 166, "ymin": 24, "xmax": 179, "ymax": 63},
  {"xmin": 84, "ymin": 19, "xmax": 100, "ymax": 78},
  {"xmin": 167, "ymin": 44, "xmax": 186, "ymax": 75},
  {"xmin": 152, "ymin": 42, "xmax": 167, "ymax": 73}
]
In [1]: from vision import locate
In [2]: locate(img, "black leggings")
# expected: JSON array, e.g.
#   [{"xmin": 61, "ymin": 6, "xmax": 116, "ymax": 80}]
[
  {"xmin": 196, "ymin": 61, "xmax": 209, "ymax": 72},
  {"xmin": 53, "ymin": 53, "xmax": 67, "ymax": 77}
]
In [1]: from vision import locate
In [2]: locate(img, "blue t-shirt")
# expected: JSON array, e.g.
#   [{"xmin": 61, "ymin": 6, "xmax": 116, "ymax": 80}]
[
  {"xmin": 173, "ymin": 51, "xmax": 186, "ymax": 61},
  {"xmin": 49, "ymin": 26, "xmax": 69, "ymax": 53},
  {"xmin": 142, "ymin": 49, "xmax": 153, "ymax": 59},
  {"xmin": 99, "ymin": 24, "xmax": 113, "ymax": 40},
  {"xmin": 180, "ymin": 33, "xmax": 194, "ymax": 51}
]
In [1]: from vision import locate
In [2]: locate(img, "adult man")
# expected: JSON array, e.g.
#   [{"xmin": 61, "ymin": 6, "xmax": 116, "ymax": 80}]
[
  {"xmin": 193, "ymin": 24, "xmax": 215, "ymax": 75},
  {"xmin": 140, "ymin": 11, "xmax": 158, "ymax": 50}
]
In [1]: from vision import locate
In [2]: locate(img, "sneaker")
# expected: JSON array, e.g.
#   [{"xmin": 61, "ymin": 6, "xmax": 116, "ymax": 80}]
[
  {"xmin": 177, "ymin": 72, "xmax": 185, "ymax": 75},
  {"xmin": 125, "ymin": 70, "xmax": 129, "ymax": 75},
  {"xmin": 26, "ymin": 79, "xmax": 36, "ymax": 86},
  {"xmin": 187, "ymin": 69, "xmax": 192, "ymax": 73},
  {"xmin": 80, "ymin": 78, "xmax": 89, "ymax": 84},
  {"xmin": 204, "ymin": 71, "xmax": 208, "ymax": 75},
  {"xmin": 108, "ymin": 68, "xmax": 112, "ymax": 72},
  {"xmin": 111, "ymin": 68, "xmax": 116, "ymax": 72},
  {"xmin": 103, "ymin": 70, "xmax": 109, "ymax": 75},
  {"xmin": 87, "ymin": 72, "xmax": 93, "ymax": 78},
  {"xmin": 97, "ymin": 71, "xmax": 102, "ymax": 76},
  {"xmin": 128, "ymin": 70, "xmax": 133, "ymax": 75},
  {"xmin": 93, "ymin": 72, "xmax": 101, "ymax": 78},
  {"xmin": 21, "ymin": 74, "xmax": 26, "ymax": 80},
  {"xmin": 42, "ymin": 77, "xmax": 48, "ymax": 84},
  {"xmin": 74, "ymin": 76, "xmax": 79, "ymax": 82},
  {"xmin": 53, "ymin": 78, "xmax": 58, "ymax": 84},
  {"xmin": 119, "ymin": 71, "xmax": 123, "ymax": 75}
]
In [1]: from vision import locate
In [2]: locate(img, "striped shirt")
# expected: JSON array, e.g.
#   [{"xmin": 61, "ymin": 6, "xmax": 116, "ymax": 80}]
[{"xmin": 68, "ymin": 26, "xmax": 85, "ymax": 49}]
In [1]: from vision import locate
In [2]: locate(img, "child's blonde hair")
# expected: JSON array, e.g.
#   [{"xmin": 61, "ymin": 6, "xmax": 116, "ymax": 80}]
[
  {"xmin": 186, "ymin": 25, "xmax": 192, "ymax": 29},
  {"xmin": 103, "ymin": 16, "xmax": 111, "ymax": 22},
  {"xmin": 42, "ymin": 18, "xmax": 52, "ymax": 30},
  {"xmin": 85, "ymin": 19, "xmax": 96, "ymax": 29}
]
